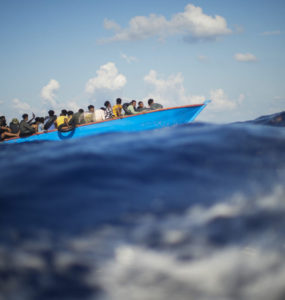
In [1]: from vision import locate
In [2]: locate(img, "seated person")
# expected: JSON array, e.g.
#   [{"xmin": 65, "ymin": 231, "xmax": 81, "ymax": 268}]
[
  {"xmin": 56, "ymin": 110, "xmax": 69, "ymax": 131},
  {"xmin": 137, "ymin": 101, "xmax": 149, "ymax": 112},
  {"xmin": 148, "ymin": 98, "xmax": 163, "ymax": 110},
  {"xmin": 44, "ymin": 110, "xmax": 57, "ymax": 130},
  {"xmin": 127, "ymin": 100, "xmax": 140, "ymax": 115},
  {"xmin": 113, "ymin": 98, "xmax": 123, "ymax": 117},
  {"xmin": 19, "ymin": 114, "xmax": 37, "ymax": 137},
  {"xmin": 33, "ymin": 117, "xmax": 41, "ymax": 132},
  {"xmin": 38, "ymin": 117, "xmax": 45, "ymax": 132},
  {"xmin": 122, "ymin": 102, "xmax": 131, "ymax": 115},
  {"xmin": 95, "ymin": 108, "xmax": 106, "ymax": 122},
  {"xmin": 9, "ymin": 118, "xmax": 20, "ymax": 134},
  {"xmin": 104, "ymin": 101, "xmax": 113, "ymax": 119},
  {"xmin": 84, "ymin": 105, "xmax": 96, "ymax": 123},
  {"xmin": 73, "ymin": 109, "xmax": 85, "ymax": 125},
  {"xmin": 58, "ymin": 111, "xmax": 75, "ymax": 131},
  {"xmin": 0, "ymin": 116, "xmax": 19, "ymax": 140}
]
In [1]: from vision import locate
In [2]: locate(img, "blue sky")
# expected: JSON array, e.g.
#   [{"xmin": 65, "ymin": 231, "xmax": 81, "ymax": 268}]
[{"xmin": 1, "ymin": 0, "xmax": 285, "ymax": 122}]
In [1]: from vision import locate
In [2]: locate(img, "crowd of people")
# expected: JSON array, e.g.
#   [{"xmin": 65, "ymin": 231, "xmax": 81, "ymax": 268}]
[{"xmin": 0, "ymin": 98, "xmax": 163, "ymax": 141}]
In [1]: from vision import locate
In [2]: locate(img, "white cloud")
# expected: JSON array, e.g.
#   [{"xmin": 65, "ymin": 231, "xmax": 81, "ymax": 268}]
[
  {"xmin": 100, "ymin": 4, "xmax": 232, "ymax": 43},
  {"xmin": 12, "ymin": 98, "xmax": 32, "ymax": 113},
  {"xmin": 120, "ymin": 53, "xmax": 137, "ymax": 64},
  {"xmin": 85, "ymin": 62, "xmax": 127, "ymax": 94},
  {"xmin": 234, "ymin": 53, "xmax": 257, "ymax": 62},
  {"xmin": 144, "ymin": 70, "xmax": 205, "ymax": 107},
  {"xmin": 143, "ymin": 70, "xmax": 242, "ymax": 112},
  {"xmin": 260, "ymin": 30, "xmax": 281, "ymax": 36},
  {"xmin": 209, "ymin": 89, "xmax": 240, "ymax": 111},
  {"xmin": 40, "ymin": 79, "xmax": 60, "ymax": 108},
  {"xmin": 104, "ymin": 19, "xmax": 121, "ymax": 32}
]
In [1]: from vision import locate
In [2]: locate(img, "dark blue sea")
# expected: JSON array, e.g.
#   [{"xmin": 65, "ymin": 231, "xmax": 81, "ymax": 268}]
[{"xmin": 1, "ymin": 111, "xmax": 285, "ymax": 300}]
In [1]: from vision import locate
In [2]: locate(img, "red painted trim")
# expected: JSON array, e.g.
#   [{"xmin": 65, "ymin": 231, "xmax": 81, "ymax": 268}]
[{"xmin": 2, "ymin": 103, "xmax": 205, "ymax": 142}]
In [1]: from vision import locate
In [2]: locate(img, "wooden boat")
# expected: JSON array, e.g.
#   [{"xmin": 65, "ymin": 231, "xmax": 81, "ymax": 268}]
[{"xmin": 3, "ymin": 101, "xmax": 210, "ymax": 144}]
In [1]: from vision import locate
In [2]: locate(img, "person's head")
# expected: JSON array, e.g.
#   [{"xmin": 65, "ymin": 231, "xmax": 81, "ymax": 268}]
[
  {"xmin": 131, "ymin": 100, "xmax": 137, "ymax": 107},
  {"xmin": 0, "ymin": 116, "xmax": 6, "ymax": 126},
  {"xmin": 48, "ymin": 110, "xmax": 55, "ymax": 117},
  {"xmin": 61, "ymin": 109, "xmax": 67, "ymax": 116},
  {"xmin": 138, "ymin": 101, "xmax": 144, "ymax": 108},
  {"xmin": 11, "ymin": 118, "xmax": 19, "ymax": 125},
  {"xmin": 88, "ymin": 105, "xmax": 94, "ymax": 112},
  {"xmin": 104, "ymin": 101, "xmax": 111, "ymax": 108},
  {"xmin": 148, "ymin": 99, "xmax": 154, "ymax": 106},
  {"xmin": 22, "ymin": 114, "xmax": 28, "ymax": 121},
  {"xmin": 35, "ymin": 117, "xmax": 40, "ymax": 123},
  {"xmin": 67, "ymin": 110, "xmax": 74, "ymax": 116},
  {"xmin": 78, "ymin": 109, "xmax": 84, "ymax": 114},
  {"xmin": 39, "ymin": 117, "xmax": 45, "ymax": 123},
  {"xmin": 116, "ymin": 98, "xmax": 122, "ymax": 105}
]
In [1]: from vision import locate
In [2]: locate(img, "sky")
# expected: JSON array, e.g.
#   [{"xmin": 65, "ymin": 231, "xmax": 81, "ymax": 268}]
[{"xmin": 0, "ymin": 0, "xmax": 285, "ymax": 123}]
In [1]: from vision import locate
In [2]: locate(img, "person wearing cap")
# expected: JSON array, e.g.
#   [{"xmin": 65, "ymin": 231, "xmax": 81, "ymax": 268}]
[
  {"xmin": 0, "ymin": 116, "xmax": 19, "ymax": 140},
  {"xmin": 9, "ymin": 118, "xmax": 20, "ymax": 134}
]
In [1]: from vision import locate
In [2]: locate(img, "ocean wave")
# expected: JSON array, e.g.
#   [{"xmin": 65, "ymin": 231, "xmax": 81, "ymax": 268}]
[{"xmin": 0, "ymin": 113, "xmax": 285, "ymax": 299}]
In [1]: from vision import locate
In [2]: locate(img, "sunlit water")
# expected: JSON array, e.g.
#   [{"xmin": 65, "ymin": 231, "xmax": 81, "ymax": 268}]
[{"xmin": 1, "ymin": 111, "xmax": 285, "ymax": 300}]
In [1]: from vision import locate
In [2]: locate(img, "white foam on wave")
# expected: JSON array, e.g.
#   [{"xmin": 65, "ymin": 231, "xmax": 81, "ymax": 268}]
[
  {"xmin": 1, "ymin": 187, "xmax": 285, "ymax": 300},
  {"xmin": 99, "ymin": 245, "xmax": 285, "ymax": 300},
  {"xmin": 96, "ymin": 186, "xmax": 285, "ymax": 300}
]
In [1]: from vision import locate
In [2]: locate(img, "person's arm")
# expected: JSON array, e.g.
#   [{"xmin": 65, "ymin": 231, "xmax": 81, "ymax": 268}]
[
  {"xmin": 68, "ymin": 116, "xmax": 76, "ymax": 126},
  {"xmin": 0, "ymin": 126, "xmax": 9, "ymax": 132},
  {"xmin": 23, "ymin": 122, "xmax": 36, "ymax": 133},
  {"xmin": 28, "ymin": 113, "xmax": 35, "ymax": 124},
  {"xmin": 101, "ymin": 110, "xmax": 106, "ymax": 120},
  {"xmin": 64, "ymin": 117, "xmax": 69, "ymax": 127},
  {"xmin": 128, "ymin": 106, "xmax": 139, "ymax": 114},
  {"xmin": 117, "ymin": 106, "xmax": 122, "ymax": 116}
]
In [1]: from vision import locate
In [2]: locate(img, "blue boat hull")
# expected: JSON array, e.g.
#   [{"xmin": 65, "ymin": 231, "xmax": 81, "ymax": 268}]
[{"xmin": 4, "ymin": 102, "xmax": 209, "ymax": 144}]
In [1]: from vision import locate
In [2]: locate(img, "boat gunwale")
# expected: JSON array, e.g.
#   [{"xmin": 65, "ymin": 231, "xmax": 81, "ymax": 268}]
[{"xmin": 2, "ymin": 103, "xmax": 205, "ymax": 142}]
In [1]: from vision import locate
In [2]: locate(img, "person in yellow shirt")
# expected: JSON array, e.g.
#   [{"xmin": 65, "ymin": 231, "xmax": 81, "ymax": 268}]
[
  {"xmin": 112, "ymin": 98, "xmax": 123, "ymax": 117},
  {"xmin": 56, "ymin": 110, "xmax": 68, "ymax": 130}
]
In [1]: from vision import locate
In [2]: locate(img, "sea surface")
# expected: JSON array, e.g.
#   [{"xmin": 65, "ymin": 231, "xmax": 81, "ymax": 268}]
[{"xmin": 0, "ymin": 111, "xmax": 285, "ymax": 300}]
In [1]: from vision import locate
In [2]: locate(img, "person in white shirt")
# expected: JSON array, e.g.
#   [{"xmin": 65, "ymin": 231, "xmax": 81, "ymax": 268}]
[{"xmin": 95, "ymin": 108, "xmax": 106, "ymax": 122}]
